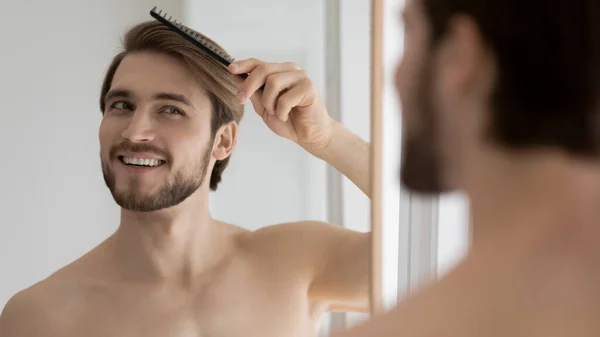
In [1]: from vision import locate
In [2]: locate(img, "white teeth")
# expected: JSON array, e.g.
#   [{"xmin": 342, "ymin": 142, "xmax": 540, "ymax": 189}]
[{"xmin": 122, "ymin": 156, "xmax": 163, "ymax": 167}]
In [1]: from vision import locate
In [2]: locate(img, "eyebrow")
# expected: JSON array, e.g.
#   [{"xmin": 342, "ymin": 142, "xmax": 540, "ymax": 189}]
[{"xmin": 104, "ymin": 89, "xmax": 193, "ymax": 107}]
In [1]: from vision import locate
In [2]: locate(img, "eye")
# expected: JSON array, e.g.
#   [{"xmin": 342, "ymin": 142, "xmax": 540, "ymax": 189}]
[
  {"xmin": 162, "ymin": 106, "xmax": 185, "ymax": 116},
  {"xmin": 110, "ymin": 101, "xmax": 133, "ymax": 110}
]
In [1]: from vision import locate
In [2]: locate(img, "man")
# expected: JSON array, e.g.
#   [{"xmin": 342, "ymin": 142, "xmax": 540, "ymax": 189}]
[
  {"xmin": 337, "ymin": 0, "xmax": 600, "ymax": 336},
  {"xmin": 0, "ymin": 21, "xmax": 370, "ymax": 337}
]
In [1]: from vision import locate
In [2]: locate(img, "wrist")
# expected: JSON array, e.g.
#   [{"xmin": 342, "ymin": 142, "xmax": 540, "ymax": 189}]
[{"xmin": 302, "ymin": 118, "xmax": 341, "ymax": 160}]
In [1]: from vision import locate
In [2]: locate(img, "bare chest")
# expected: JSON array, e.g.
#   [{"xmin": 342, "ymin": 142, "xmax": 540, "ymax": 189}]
[{"xmin": 44, "ymin": 268, "xmax": 320, "ymax": 337}]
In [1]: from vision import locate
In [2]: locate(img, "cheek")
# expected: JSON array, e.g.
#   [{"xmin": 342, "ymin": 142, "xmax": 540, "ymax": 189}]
[
  {"xmin": 171, "ymin": 135, "xmax": 214, "ymax": 167},
  {"xmin": 396, "ymin": 30, "xmax": 426, "ymax": 100},
  {"xmin": 98, "ymin": 118, "xmax": 120, "ymax": 157},
  {"xmin": 395, "ymin": 57, "xmax": 412, "ymax": 122},
  {"xmin": 98, "ymin": 119, "xmax": 110, "ymax": 151},
  {"xmin": 432, "ymin": 64, "xmax": 465, "ymax": 171},
  {"xmin": 433, "ymin": 56, "xmax": 462, "ymax": 139},
  {"xmin": 395, "ymin": 47, "xmax": 424, "ymax": 132}
]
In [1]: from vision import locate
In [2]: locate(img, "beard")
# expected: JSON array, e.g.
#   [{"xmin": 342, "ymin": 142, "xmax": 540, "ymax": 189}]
[
  {"xmin": 101, "ymin": 140, "xmax": 213, "ymax": 212},
  {"xmin": 399, "ymin": 53, "xmax": 447, "ymax": 194}
]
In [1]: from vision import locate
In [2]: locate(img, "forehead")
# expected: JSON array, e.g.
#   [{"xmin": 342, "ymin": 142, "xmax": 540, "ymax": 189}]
[{"xmin": 111, "ymin": 51, "xmax": 210, "ymax": 107}]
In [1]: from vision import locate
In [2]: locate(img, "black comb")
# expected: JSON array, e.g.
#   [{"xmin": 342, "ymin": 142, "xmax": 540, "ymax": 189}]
[{"xmin": 149, "ymin": 6, "xmax": 255, "ymax": 84}]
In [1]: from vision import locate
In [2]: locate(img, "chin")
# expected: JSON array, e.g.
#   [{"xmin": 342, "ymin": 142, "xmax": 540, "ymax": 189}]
[{"xmin": 116, "ymin": 185, "xmax": 159, "ymax": 198}]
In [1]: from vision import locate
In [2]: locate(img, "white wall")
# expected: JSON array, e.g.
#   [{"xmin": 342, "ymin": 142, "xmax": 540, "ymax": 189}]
[
  {"xmin": 0, "ymin": 0, "xmax": 182, "ymax": 309},
  {"xmin": 437, "ymin": 193, "xmax": 469, "ymax": 276},
  {"xmin": 339, "ymin": 0, "xmax": 372, "ymax": 236},
  {"xmin": 334, "ymin": 0, "xmax": 373, "ymax": 328}
]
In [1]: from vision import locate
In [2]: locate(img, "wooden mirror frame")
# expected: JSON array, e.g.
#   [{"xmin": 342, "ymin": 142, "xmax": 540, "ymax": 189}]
[{"xmin": 369, "ymin": 0, "xmax": 384, "ymax": 317}]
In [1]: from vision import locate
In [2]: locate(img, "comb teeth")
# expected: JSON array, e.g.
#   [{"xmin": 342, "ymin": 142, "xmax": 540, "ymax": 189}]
[{"xmin": 149, "ymin": 6, "xmax": 235, "ymax": 64}]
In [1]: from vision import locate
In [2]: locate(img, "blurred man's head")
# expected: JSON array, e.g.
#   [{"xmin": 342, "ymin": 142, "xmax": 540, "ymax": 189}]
[
  {"xmin": 99, "ymin": 21, "xmax": 244, "ymax": 212},
  {"xmin": 396, "ymin": 0, "xmax": 600, "ymax": 193}
]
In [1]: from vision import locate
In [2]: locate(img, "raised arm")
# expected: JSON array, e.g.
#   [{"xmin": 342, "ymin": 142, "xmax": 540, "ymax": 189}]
[
  {"xmin": 228, "ymin": 58, "xmax": 370, "ymax": 198},
  {"xmin": 229, "ymin": 58, "xmax": 371, "ymax": 312},
  {"xmin": 307, "ymin": 120, "xmax": 370, "ymax": 197}
]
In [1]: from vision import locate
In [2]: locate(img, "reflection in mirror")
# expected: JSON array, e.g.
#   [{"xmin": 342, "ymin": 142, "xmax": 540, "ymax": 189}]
[
  {"xmin": 0, "ymin": 1, "xmax": 372, "ymax": 337},
  {"xmin": 377, "ymin": 0, "xmax": 471, "ymax": 311}
]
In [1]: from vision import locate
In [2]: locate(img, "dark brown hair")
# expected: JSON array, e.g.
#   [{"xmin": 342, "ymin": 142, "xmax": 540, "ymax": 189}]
[
  {"xmin": 100, "ymin": 20, "xmax": 244, "ymax": 191},
  {"xmin": 423, "ymin": 0, "xmax": 600, "ymax": 157}
]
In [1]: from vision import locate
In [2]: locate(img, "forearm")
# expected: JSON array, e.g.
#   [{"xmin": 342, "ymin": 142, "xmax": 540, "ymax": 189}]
[{"xmin": 306, "ymin": 120, "xmax": 371, "ymax": 198}]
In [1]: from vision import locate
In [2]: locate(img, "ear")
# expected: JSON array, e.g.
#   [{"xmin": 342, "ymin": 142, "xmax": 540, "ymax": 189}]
[
  {"xmin": 212, "ymin": 121, "xmax": 238, "ymax": 161},
  {"xmin": 438, "ymin": 15, "xmax": 493, "ymax": 96}
]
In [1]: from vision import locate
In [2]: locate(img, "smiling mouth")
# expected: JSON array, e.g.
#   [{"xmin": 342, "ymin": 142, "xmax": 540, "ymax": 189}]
[{"xmin": 118, "ymin": 156, "xmax": 166, "ymax": 167}]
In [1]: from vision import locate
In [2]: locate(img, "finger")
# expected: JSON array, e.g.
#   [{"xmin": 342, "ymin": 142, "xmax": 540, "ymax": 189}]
[
  {"xmin": 274, "ymin": 80, "xmax": 312, "ymax": 122},
  {"xmin": 261, "ymin": 70, "xmax": 307, "ymax": 115},
  {"xmin": 237, "ymin": 62, "xmax": 300, "ymax": 103},
  {"xmin": 230, "ymin": 58, "xmax": 263, "ymax": 104},
  {"xmin": 228, "ymin": 58, "xmax": 262, "ymax": 75},
  {"xmin": 229, "ymin": 58, "xmax": 300, "ymax": 74}
]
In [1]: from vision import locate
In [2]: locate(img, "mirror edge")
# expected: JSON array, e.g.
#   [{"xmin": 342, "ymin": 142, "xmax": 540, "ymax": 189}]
[{"xmin": 369, "ymin": 0, "xmax": 385, "ymax": 317}]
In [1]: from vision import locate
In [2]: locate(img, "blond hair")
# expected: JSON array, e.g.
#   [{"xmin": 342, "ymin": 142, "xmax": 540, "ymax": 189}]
[{"xmin": 100, "ymin": 20, "xmax": 244, "ymax": 191}]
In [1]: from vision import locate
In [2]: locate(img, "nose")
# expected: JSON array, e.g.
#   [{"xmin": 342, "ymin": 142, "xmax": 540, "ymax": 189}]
[
  {"xmin": 394, "ymin": 62, "xmax": 403, "ymax": 95},
  {"xmin": 121, "ymin": 110, "xmax": 156, "ymax": 142}
]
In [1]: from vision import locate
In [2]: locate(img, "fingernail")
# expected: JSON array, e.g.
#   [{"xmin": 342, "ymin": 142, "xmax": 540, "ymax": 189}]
[{"xmin": 229, "ymin": 63, "xmax": 238, "ymax": 72}]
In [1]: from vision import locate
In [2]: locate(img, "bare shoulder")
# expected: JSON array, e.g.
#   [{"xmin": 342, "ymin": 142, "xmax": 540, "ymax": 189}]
[
  {"xmin": 0, "ymin": 272, "xmax": 73, "ymax": 337},
  {"xmin": 0, "ymin": 253, "xmax": 99, "ymax": 337},
  {"xmin": 0, "ymin": 286, "xmax": 42, "ymax": 337}
]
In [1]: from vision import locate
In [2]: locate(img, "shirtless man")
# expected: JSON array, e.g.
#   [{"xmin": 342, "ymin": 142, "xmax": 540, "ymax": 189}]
[
  {"xmin": 0, "ymin": 21, "xmax": 370, "ymax": 337},
  {"xmin": 337, "ymin": 0, "xmax": 600, "ymax": 336}
]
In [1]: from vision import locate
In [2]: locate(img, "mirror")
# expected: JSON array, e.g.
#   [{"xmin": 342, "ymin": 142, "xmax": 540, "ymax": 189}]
[
  {"xmin": 372, "ymin": 0, "xmax": 472, "ymax": 312},
  {"xmin": 0, "ymin": 0, "xmax": 373, "ymax": 336}
]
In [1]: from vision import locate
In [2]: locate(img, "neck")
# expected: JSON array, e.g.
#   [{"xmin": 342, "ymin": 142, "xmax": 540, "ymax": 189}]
[
  {"xmin": 109, "ymin": 189, "xmax": 233, "ymax": 285},
  {"xmin": 464, "ymin": 147, "xmax": 600, "ymax": 249}
]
